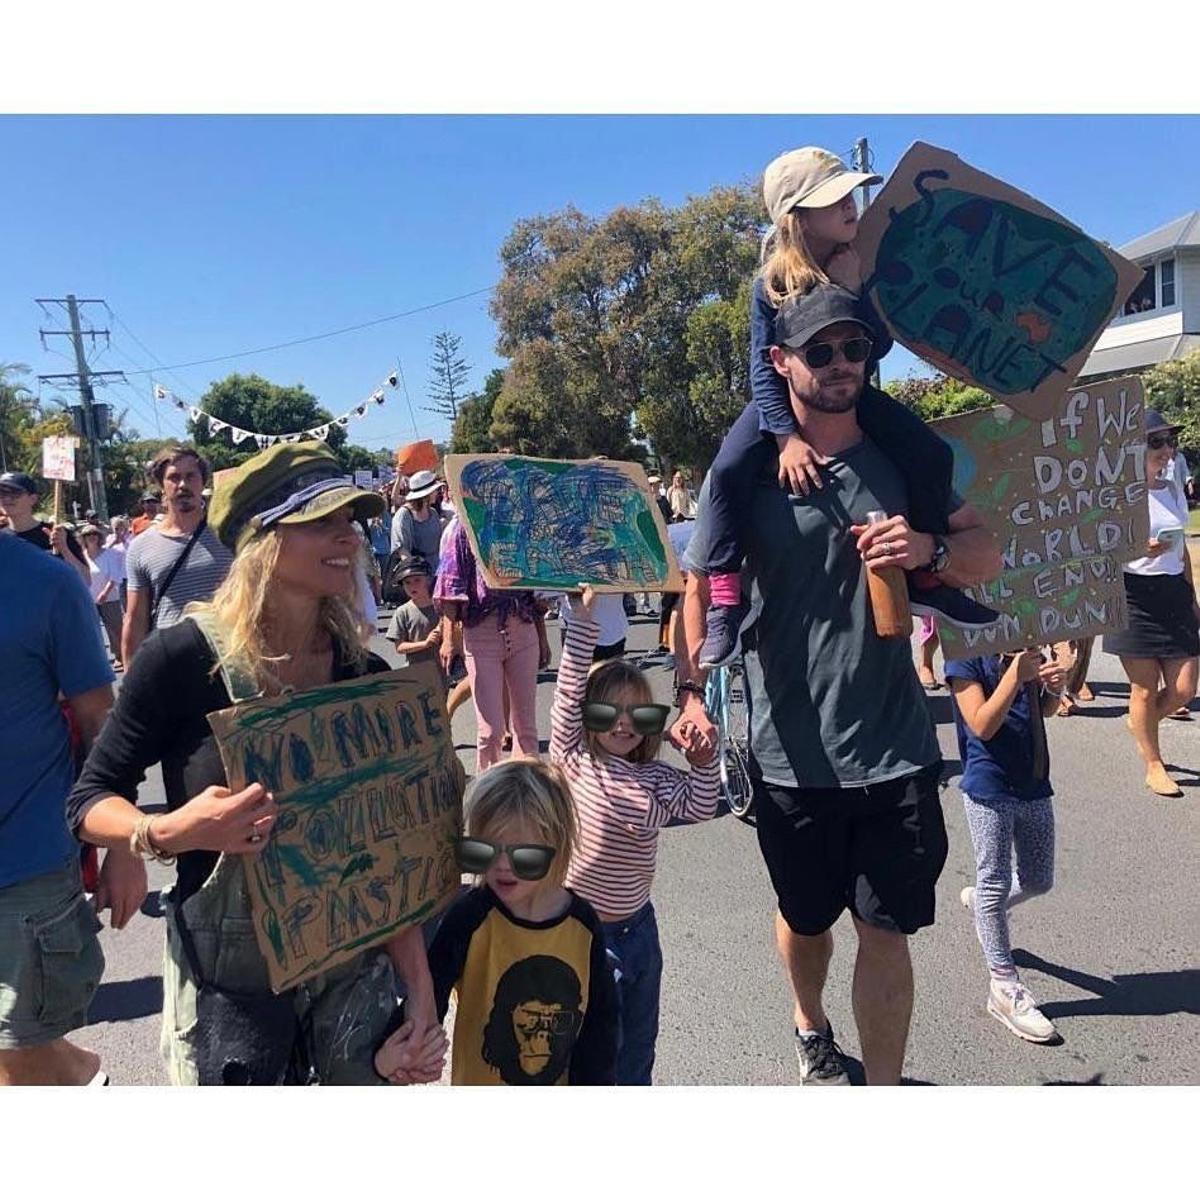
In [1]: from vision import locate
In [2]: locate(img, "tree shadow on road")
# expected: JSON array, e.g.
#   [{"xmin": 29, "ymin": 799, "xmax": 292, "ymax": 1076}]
[
  {"xmin": 1012, "ymin": 949, "xmax": 1199, "ymax": 1020},
  {"xmin": 88, "ymin": 975, "xmax": 163, "ymax": 1025}
]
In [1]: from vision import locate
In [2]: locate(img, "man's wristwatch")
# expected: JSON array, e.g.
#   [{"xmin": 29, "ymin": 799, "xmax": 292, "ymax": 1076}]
[{"xmin": 926, "ymin": 535, "xmax": 951, "ymax": 575}]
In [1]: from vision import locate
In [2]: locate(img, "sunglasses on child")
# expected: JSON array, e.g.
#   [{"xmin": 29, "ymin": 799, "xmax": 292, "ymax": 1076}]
[
  {"xmin": 455, "ymin": 837, "xmax": 557, "ymax": 881},
  {"xmin": 1147, "ymin": 432, "xmax": 1178, "ymax": 450},
  {"xmin": 798, "ymin": 336, "xmax": 873, "ymax": 370},
  {"xmin": 581, "ymin": 701, "xmax": 671, "ymax": 736}
]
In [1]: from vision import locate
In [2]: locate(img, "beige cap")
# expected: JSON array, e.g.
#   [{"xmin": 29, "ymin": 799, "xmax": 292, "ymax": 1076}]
[{"xmin": 762, "ymin": 147, "xmax": 881, "ymax": 224}]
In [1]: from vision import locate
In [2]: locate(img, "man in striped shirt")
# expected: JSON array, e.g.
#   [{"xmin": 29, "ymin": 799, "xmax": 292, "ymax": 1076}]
[{"xmin": 122, "ymin": 445, "xmax": 233, "ymax": 664}]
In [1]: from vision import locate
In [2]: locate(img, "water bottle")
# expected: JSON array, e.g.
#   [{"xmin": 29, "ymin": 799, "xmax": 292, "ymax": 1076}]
[{"xmin": 864, "ymin": 510, "xmax": 911, "ymax": 639}]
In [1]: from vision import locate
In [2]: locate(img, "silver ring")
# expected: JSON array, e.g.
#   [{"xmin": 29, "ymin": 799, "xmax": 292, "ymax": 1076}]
[
  {"xmin": 881, "ymin": 541, "xmax": 893, "ymax": 557},
  {"xmin": 248, "ymin": 832, "xmax": 263, "ymax": 844}
]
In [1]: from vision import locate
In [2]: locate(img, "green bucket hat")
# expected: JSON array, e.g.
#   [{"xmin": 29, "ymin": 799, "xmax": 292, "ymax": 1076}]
[{"xmin": 208, "ymin": 441, "xmax": 385, "ymax": 552}]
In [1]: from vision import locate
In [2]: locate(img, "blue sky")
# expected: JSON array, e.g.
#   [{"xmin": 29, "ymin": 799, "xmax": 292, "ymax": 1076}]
[{"xmin": 3, "ymin": 114, "xmax": 1198, "ymax": 453}]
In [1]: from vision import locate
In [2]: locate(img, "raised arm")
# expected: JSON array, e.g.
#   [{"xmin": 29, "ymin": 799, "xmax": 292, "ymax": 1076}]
[{"xmin": 550, "ymin": 602, "xmax": 600, "ymax": 763}]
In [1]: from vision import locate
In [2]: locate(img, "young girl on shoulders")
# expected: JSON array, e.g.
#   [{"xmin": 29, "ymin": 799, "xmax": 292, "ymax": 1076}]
[
  {"xmin": 551, "ymin": 584, "xmax": 720, "ymax": 1085},
  {"xmin": 375, "ymin": 759, "xmax": 619, "ymax": 1086},
  {"xmin": 693, "ymin": 146, "xmax": 994, "ymax": 667}
]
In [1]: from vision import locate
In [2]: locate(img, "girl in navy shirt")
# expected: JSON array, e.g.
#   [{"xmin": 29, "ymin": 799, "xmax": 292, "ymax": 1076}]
[{"xmin": 947, "ymin": 647, "xmax": 1066, "ymax": 1044}]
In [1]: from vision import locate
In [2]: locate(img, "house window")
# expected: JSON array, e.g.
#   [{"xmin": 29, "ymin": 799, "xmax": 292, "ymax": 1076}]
[
  {"xmin": 1161, "ymin": 258, "xmax": 1176, "ymax": 307},
  {"xmin": 1124, "ymin": 262, "xmax": 1157, "ymax": 314}
]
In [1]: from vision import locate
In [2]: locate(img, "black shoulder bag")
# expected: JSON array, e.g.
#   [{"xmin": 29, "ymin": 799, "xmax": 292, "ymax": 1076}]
[{"xmin": 149, "ymin": 519, "xmax": 208, "ymax": 629}]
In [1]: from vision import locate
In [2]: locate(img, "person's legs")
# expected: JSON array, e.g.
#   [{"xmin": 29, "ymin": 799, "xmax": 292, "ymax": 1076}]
[
  {"xmin": 1122, "ymin": 655, "xmax": 1177, "ymax": 792},
  {"xmin": 849, "ymin": 917, "xmax": 912, "ymax": 1086},
  {"xmin": 98, "ymin": 600, "xmax": 124, "ymax": 665},
  {"xmin": 1008, "ymin": 796, "xmax": 1055, "ymax": 909},
  {"xmin": 464, "ymin": 623, "xmax": 507, "ymax": 771},
  {"xmin": 603, "ymin": 904, "xmax": 663, "ymax": 1086},
  {"xmin": 961, "ymin": 793, "xmax": 1019, "ymax": 977},
  {"xmin": 446, "ymin": 676, "xmax": 472, "ymax": 720},
  {"xmin": 501, "ymin": 617, "xmax": 541, "ymax": 759},
  {"xmin": 776, "ymin": 914, "xmax": 833, "ymax": 1034},
  {"xmin": 306, "ymin": 951, "xmax": 396, "ymax": 1085},
  {"xmin": 917, "ymin": 617, "xmax": 939, "ymax": 688},
  {"xmin": 0, "ymin": 866, "xmax": 105, "ymax": 1086},
  {"xmin": 1068, "ymin": 637, "xmax": 1095, "ymax": 700},
  {"xmin": 1158, "ymin": 656, "xmax": 1198, "ymax": 722}
]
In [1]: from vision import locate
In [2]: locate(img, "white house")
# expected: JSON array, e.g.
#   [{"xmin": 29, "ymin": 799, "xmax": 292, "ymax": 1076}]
[{"xmin": 1078, "ymin": 210, "xmax": 1200, "ymax": 382}]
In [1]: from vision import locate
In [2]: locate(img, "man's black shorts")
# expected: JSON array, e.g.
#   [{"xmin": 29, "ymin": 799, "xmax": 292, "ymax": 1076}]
[{"xmin": 754, "ymin": 762, "xmax": 948, "ymax": 936}]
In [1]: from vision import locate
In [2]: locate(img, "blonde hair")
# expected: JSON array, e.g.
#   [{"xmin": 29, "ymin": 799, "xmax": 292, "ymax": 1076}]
[
  {"xmin": 759, "ymin": 210, "xmax": 828, "ymax": 308},
  {"xmin": 465, "ymin": 760, "xmax": 578, "ymax": 889},
  {"xmin": 583, "ymin": 659, "xmax": 662, "ymax": 766},
  {"xmin": 186, "ymin": 529, "xmax": 368, "ymax": 689}
]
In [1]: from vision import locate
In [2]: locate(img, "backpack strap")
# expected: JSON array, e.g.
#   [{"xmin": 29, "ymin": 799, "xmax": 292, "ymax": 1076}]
[{"xmin": 187, "ymin": 610, "xmax": 262, "ymax": 704}]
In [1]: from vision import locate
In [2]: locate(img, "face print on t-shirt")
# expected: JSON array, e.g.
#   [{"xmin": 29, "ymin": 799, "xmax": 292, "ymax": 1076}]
[{"xmin": 481, "ymin": 955, "xmax": 583, "ymax": 1085}]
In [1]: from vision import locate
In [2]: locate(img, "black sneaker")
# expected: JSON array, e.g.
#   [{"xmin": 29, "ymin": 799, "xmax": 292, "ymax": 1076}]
[
  {"xmin": 908, "ymin": 580, "xmax": 1000, "ymax": 631},
  {"xmin": 699, "ymin": 600, "xmax": 749, "ymax": 669},
  {"xmin": 794, "ymin": 1023, "xmax": 851, "ymax": 1085}
]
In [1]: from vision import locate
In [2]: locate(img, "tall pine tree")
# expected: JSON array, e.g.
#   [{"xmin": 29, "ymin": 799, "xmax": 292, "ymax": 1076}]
[{"xmin": 425, "ymin": 330, "xmax": 471, "ymax": 421}]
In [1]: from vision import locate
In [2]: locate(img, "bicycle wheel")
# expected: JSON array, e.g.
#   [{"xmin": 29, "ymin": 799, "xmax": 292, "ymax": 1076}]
[{"xmin": 716, "ymin": 663, "xmax": 755, "ymax": 821}]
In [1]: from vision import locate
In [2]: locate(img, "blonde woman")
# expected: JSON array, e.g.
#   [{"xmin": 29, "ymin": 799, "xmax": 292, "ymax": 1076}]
[{"xmin": 69, "ymin": 443, "xmax": 445, "ymax": 1085}]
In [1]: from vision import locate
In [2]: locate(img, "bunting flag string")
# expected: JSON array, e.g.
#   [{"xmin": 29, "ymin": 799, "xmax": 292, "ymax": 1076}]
[{"xmin": 151, "ymin": 371, "xmax": 397, "ymax": 448}]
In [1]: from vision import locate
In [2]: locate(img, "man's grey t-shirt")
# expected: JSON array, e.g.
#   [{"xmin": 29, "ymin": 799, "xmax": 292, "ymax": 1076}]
[
  {"xmin": 391, "ymin": 506, "xmax": 444, "ymax": 567},
  {"xmin": 688, "ymin": 438, "xmax": 940, "ymax": 789},
  {"xmin": 126, "ymin": 525, "xmax": 234, "ymax": 628}
]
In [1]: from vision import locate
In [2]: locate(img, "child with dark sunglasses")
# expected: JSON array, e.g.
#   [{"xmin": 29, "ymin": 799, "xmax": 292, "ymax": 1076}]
[
  {"xmin": 691, "ymin": 146, "xmax": 998, "ymax": 669},
  {"xmin": 549, "ymin": 585, "xmax": 720, "ymax": 1085},
  {"xmin": 374, "ymin": 759, "xmax": 618, "ymax": 1086}
]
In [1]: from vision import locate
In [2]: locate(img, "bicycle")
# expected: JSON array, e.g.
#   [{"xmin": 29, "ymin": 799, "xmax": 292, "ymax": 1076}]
[{"xmin": 705, "ymin": 658, "xmax": 755, "ymax": 822}]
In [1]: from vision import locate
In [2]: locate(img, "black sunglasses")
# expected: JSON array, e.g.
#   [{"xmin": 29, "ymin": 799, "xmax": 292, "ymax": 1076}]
[
  {"xmin": 1147, "ymin": 432, "xmax": 1178, "ymax": 450},
  {"xmin": 800, "ymin": 336, "xmax": 873, "ymax": 370},
  {"xmin": 581, "ymin": 701, "xmax": 671, "ymax": 736},
  {"xmin": 455, "ymin": 837, "xmax": 557, "ymax": 881}
]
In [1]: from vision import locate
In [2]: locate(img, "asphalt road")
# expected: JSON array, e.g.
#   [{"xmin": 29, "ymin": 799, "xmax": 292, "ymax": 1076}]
[{"xmin": 83, "ymin": 608, "xmax": 1199, "ymax": 1085}]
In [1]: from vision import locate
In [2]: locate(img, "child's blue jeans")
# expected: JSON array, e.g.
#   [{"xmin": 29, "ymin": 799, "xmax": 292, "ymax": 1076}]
[{"xmin": 601, "ymin": 902, "xmax": 663, "ymax": 1086}]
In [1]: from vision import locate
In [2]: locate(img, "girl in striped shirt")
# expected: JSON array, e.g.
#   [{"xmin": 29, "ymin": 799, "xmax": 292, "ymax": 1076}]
[{"xmin": 550, "ymin": 585, "xmax": 721, "ymax": 1085}]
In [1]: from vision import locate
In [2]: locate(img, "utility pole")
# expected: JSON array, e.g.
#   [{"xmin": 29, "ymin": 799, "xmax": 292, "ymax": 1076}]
[
  {"xmin": 852, "ymin": 137, "xmax": 883, "ymax": 389},
  {"xmin": 37, "ymin": 295, "xmax": 125, "ymax": 520}
]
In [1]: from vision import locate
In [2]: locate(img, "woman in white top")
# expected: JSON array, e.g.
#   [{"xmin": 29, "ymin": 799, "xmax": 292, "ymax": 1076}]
[
  {"xmin": 1103, "ymin": 411, "xmax": 1200, "ymax": 797},
  {"xmin": 80, "ymin": 525, "xmax": 125, "ymax": 669}
]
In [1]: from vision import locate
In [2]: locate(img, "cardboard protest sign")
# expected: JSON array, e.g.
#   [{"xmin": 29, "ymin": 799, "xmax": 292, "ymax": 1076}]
[
  {"xmin": 396, "ymin": 439, "xmax": 439, "ymax": 476},
  {"xmin": 42, "ymin": 436, "xmax": 79, "ymax": 482},
  {"xmin": 208, "ymin": 665, "xmax": 464, "ymax": 992},
  {"xmin": 931, "ymin": 377, "xmax": 1148, "ymax": 660},
  {"xmin": 444, "ymin": 454, "xmax": 684, "ymax": 593},
  {"xmin": 857, "ymin": 143, "xmax": 1143, "ymax": 421},
  {"xmin": 353, "ymin": 469, "xmax": 375, "ymax": 489}
]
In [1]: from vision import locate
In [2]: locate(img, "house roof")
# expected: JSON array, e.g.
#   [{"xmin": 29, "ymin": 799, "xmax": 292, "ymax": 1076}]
[
  {"xmin": 1079, "ymin": 333, "xmax": 1200, "ymax": 379},
  {"xmin": 1119, "ymin": 212, "xmax": 1200, "ymax": 261}
]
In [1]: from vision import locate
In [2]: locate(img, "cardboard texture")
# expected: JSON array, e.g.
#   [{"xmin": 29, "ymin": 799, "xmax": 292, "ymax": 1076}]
[
  {"xmin": 207, "ymin": 665, "xmax": 464, "ymax": 993},
  {"xmin": 857, "ymin": 142, "xmax": 1144, "ymax": 421},
  {"xmin": 41, "ymin": 435, "xmax": 78, "ymax": 482},
  {"xmin": 932, "ymin": 376, "xmax": 1148, "ymax": 660},
  {"xmin": 395, "ymin": 439, "xmax": 439, "ymax": 476},
  {"xmin": 444, "ymin": 453, "xmax": 685, "ymax": 593}
]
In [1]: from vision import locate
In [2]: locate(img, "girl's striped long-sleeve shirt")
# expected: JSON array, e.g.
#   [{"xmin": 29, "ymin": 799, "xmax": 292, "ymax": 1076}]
[{"xmin": 550, "ymin": 616, "xmax": 720, "ymax": 918}]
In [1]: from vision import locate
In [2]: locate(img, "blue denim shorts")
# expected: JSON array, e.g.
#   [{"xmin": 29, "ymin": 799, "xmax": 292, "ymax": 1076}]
[{"xmin": 0, "ymin": 863, "xmax": 105, "ymax": 1050}]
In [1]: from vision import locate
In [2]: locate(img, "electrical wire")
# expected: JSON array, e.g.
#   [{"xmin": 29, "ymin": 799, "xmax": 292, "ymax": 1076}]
[{"xmin": 116, "ymin": 285, "xmax": 495, "ymax": 376}]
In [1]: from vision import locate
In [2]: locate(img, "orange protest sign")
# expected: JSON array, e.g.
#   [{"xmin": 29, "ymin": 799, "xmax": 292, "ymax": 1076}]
[{"xmin": 395, "ymin": 440, "xmax": 439, "ymax": 476}]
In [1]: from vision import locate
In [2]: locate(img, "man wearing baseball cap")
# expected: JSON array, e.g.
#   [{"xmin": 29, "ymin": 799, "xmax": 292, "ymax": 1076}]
[
  {"xmin": 0, "ymin": 470, "xmax": 89, "ymax": 584},
  {"xmin": 676, "ymin": 282, "xmax": 1001, "ymax": 1086}
]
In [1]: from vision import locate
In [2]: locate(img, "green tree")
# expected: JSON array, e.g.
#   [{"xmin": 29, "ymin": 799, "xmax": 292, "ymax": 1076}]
[
  {"xmin": 0, "ymin": 362, "xmax": 38, "ymax": 473},
  {"xmin": 1142, "ymin": 351, "xmax": 1200, "ymax": 461},
  {"xmin": 885, "ymin": 372, "xmax": 993, "ymax": 422},
  {"xmin": 425, "ymin": 330, "xmax": 471, "ymax": 421},
  {"xmin": 489, "ymin": 184, "xmax": 764, "ymax": 469},
  {"xmin": 449, "ymin": 368, "xmax": 505, "ymax": 454}
]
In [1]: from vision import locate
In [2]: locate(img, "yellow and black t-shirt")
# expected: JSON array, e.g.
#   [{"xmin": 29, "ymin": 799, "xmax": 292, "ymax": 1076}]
[{"xmin": 430, "ymin": 886, "xmax": 617, "ymax": 1086}]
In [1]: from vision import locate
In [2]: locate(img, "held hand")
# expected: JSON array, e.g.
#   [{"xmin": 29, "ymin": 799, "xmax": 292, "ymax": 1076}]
[
  {"xmin": 93, "ymin": 845, "xmax": 148, "ymax": 930},
  {"xmin": 669, "ymin": 704, "xmax": 715, "ymax": 758},
  {"xmin": 1010, "ymin": 649, "xmax": 1042, "ymax": 684},
  {"xmin": 776, "ymin": 434, "xmax": 826, "ymax": 496},
  {"xmin": 375, "ymin": 1019, "xmax": 448, "ymax": 1085},
  {"xmin": 167, "ymin": 783, "xmax": 278, "ymax": 857},
  {"xmin": 683, "ymin": 724, "xmax": 717, "ymax": 768},
  {"xmin": 825, "ymin": 244, "xmax": 863, "ymax": 291},
  {"xmin": 425, "ymin": 626, "xmax": 443, "ymax": 649},
  {"xmin": 49, "ymin": 525, "xmax": 69, "ymax": 555},
  {"xmin": 574, "ymin": 583, "xmax": 598, "ymax": 623},
  {"xmin": 439, "ymin": 637, "xmax": 456, "ymax": 674},
  {"xmin": 1145, "ymin": 537, "xmax": 1170, "ymax": 559},
  {"xmin": 850, "ymin": 515, "xmax": 935, "ymax": 572},
  {"xmin": 1037, "ymin": 660, "xmax": 1066, "ymax": 694},
  {"xmin": 538, "ymin": 638, "xmax": 552, "ymax": 671}
]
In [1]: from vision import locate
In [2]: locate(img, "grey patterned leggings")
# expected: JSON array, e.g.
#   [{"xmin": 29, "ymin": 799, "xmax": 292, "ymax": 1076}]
[{"xmin": 962, "ymin": 793, "xmax": 1055, "ymax": 977}]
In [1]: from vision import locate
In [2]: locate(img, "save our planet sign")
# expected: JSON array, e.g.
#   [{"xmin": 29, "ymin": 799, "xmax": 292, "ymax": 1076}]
[{"xmin": 856, "ymin": 143, "xmax": 1145, "ymax": 421}]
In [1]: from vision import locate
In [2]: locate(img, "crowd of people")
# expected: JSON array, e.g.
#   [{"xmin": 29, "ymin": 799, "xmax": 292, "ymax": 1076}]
[{"xmin": 2, "ymin": 145, "xmax": 1196, "ymax": 1088}]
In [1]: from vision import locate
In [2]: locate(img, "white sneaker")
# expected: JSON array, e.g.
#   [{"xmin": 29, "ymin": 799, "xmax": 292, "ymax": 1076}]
[
  {"xmin": 987, "ymin": 979, "xmax": 1057, "ymax": 1043},
  {"xmin": 960, "ymin": 886, "xmax": 976, "ymax": 912}
]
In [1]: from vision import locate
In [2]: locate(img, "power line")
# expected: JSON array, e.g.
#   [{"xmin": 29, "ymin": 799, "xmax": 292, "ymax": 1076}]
[{"xmin": 117, "ymin": 285, "xmax": 495, "ymax": 376}]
